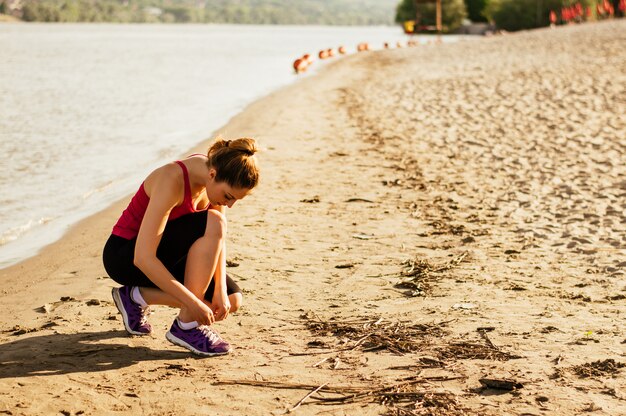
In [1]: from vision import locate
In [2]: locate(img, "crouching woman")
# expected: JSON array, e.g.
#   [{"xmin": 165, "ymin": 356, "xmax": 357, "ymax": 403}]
[{"xmin": 103, "ymin": 138, "xmax": 259, "ymax": 356}]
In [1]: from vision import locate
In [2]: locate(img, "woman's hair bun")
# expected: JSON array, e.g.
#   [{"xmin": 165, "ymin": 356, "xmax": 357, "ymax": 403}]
[
  {"xmin": 208, "ymin": 137, "xmax": 257, "ymax": 157},
  {"xmin": 206, "ymin": 137, "xmax": 259, "ymax": 189},
  {"xmin": 230, "ymin": 137, "xmax": 257, "ymax": 156}
]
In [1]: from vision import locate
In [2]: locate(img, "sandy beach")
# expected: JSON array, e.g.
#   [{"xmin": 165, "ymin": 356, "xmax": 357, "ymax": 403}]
[{"xmin": 1, "ymin": 20, "xmax": 625, "ymax": 415}]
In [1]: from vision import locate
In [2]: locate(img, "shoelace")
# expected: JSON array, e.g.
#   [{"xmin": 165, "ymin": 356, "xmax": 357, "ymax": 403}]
[
  {"xmin": 139, "ymin": 306, "xmax": 152, "ymax": 326},
  {"xmin": 198, "ymin": 325, "xmax": 222, "ymax": 344}
]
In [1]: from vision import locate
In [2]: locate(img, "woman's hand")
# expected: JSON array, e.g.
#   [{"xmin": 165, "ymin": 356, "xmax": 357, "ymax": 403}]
[
  {"xmin": 212, "ymin": 289, "xmax": 231, "ymax": 322},
  {"xmin": 185, "ymin": 298, "xmax": 215, "ymax": 326}
]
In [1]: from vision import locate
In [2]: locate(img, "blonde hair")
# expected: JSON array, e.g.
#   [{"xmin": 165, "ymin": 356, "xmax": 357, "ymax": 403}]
[{"xmin": 206, "ymin": 137, "xmax": 259, "ymax": 189}]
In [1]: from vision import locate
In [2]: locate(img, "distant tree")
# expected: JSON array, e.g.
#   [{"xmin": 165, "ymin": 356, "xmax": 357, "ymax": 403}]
[
  {"xmin": 163, "ymin": 6, "xmax": 192, "ymax": 23},
  {"xmin": 464, "ymin": 0, "xmax": 488, "ymax": 22},
  {"xmin": 484, "ymin": 0, "xmax": 595, "ymax": 31},
  {"xmin": 16, "ymin": 0, "xmax": 400, "ymax": 25},
  {"xmin": 395, "ymin": 0, "xmax": 468, "ymax": 32},
  {"xmin": 61, "ymin": 0, "xmax": 80, "ymax": 22}
]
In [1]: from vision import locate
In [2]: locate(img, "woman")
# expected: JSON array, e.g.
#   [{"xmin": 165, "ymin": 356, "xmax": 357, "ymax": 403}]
[{"xmin": 103, "ymin": 138, "xmax": 259, "ymax": 356}]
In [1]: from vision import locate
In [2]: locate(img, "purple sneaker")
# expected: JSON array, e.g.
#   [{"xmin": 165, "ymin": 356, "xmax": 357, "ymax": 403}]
[
  {"xmin": 165, "ymin": 319, "xmax": 231, "ymax": 356},
  {"xmin": 111, "ymin": 286, "xmax": 152, "ymax": 335}
]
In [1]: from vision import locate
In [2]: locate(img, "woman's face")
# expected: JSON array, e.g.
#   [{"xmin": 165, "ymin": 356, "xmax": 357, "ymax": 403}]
[{"xmin": 205, "ymin": 170, "xmax": 251, "ymax": 208}]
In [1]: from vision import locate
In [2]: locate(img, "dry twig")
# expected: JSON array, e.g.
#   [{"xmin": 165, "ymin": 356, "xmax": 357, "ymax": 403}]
[{"xmin": 301, "ymin": 313, "xmax": 449, "ymax": 355}]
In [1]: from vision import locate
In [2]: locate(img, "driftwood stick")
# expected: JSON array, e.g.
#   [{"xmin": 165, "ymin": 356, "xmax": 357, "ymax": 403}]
[
  {"xmin": 288, "ymin": 383, "xmax": 328, "ymax": 413},
  {"xmin": 312, "ymin": 357, "xmax": 330, "ymax": 367}
]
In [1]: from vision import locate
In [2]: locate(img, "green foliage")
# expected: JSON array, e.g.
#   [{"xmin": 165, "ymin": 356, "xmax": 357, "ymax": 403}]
[
  {"xmin": 464, "ymin": 0, "xmax": 488, "ymax": 22},
  {"xmin": 485, "ymin": 0, "xmax": 595, "ymax": 31},
  {"xmin": 13, "ymin": 0, "xmax": 399, "ymax": 25},
  {"xmin": 395, "ymin": 0, "xmax": 468, "ymax": 33}
]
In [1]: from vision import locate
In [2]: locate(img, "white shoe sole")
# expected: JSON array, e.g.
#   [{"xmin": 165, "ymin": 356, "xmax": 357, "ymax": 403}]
[{"xmin": 165, "ymin": 330, "xmax": 231, "ymax": 357}]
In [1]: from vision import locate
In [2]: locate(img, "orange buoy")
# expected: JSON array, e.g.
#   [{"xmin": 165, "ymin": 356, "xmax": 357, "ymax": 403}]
[{"xmin": 293, "ymin": 58, "xmax": 307, "ymax": 74}]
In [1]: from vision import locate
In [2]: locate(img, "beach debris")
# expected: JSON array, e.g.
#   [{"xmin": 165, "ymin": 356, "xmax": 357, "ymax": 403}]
[
  {"xmin": 382, "ymin": 178, "xmax": 403, "ymax": 186},
  {"xmin": 7, "ymin": 321, "xmax": 59, "ymax": 335},
  {"xmin": 352, "ymin": 233, "xmax": 375, "ymax": 240},
  {"xmin": 34, "ymin": 297, "xmax": 81, "ymax": 314},
  {"xmin": 439, "ymin": 341, "xmax": 520, "ymax": 361},
  {"xmin": 215, "ymin": 375, "xmax": 467, "ymax": 414},
  {"xmin": 540, "ymin": 326, "xmax": 560, "ymax": 333},
  {"xmin": 226, "ymin": 259, "xmax": 240, "ymax": 267},
  {"xmin": 505, "ymin": 284, "xmax": 527, "ymax": 291},
  {"xmin": 478, "ymin": 378, "xmax": 523, "ymax": 391},
  {"xmin": 452, "ymin": 303, "xmax": 476, "ymax": 310},
  {"xmin": 288, "ymin": 383, "xmax": 328, "ymax": 413},
  {"xmin": 8, "ymin": 325, "xmax": 37, "ymax": 336},
  {"xmin": 570, "ymin": 359, "xmax": 625, "ymax": 378},
  {"xmin": 388, "ymin": 356, "xmax": 446, "ymax": 370},
  {"xmin": 86, "ymin": 299, "xmax": 100, "ymax": 306},
  {"xmin": 438, "ymin": 329, "xmax": 521, "ymax": 361},
  {"xmin": 395, "ymin": 252, "xmax": 469, "ymax": 297},
  {"xmin": 345, "ymin": 198, "xmax": 374, "ymax": 203},
  {"xmin": 300, "ymin": 196, "xmax": 320, "ymax": 203},
  {"xmin": 335, "ymin": 263, "xmax": 354, "ymax": 269},
  {"xmin": 300, "ymin": 313, "xmax": 449, "ymax": 355},
  {"xmin": 428, "ymin": 220, "xmax": 466, "ymax": 236},
  {"xmin": 394, "ymin": 280, "xmax": 426, "ymax": 297},
  {"xmin": 35, "ymin": 303, "xmax": 54, "ymax": 314}
]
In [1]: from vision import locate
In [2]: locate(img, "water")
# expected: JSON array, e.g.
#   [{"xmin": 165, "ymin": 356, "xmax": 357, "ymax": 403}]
[{"xmin": 0, "ymin": 23, "xmax": 462, "ymax": 268}]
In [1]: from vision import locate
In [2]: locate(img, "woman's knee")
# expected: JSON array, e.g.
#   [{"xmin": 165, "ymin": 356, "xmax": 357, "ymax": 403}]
[
  {"xmin": 205, "ymin": 209, "xmax": 227, "ymax": 239},
  {"xmin": 229, "ymin": 292, "xmax": 243, "ymax": 313}
]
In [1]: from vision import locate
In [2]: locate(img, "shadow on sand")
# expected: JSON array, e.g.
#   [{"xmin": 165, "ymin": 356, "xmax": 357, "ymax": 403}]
[{"xmin": 0, "ymin": 330, "xmax": 188, "ymax": 378}]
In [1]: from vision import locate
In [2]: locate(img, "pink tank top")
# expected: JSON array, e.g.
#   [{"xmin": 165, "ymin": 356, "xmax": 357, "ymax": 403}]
[{"xmin": 112, "ymin": 160, "xmax": 207, "ymax": 239}]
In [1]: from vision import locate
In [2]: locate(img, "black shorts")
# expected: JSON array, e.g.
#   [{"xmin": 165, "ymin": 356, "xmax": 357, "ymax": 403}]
[{"xmin": 102, "ymin": 211, "xmax": 241, "ymax": 301}]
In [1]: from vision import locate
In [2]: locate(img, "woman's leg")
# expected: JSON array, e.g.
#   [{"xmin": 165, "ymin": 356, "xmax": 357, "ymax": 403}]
[{"xmin": 139, "ymin": 210, "xmax": 243, "ymax": 315}]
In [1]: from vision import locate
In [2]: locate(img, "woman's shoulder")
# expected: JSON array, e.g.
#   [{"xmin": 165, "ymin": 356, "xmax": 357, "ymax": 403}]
[{"xmin": 144, "ymin": 162, "xmax": 185, "ymax": 199}]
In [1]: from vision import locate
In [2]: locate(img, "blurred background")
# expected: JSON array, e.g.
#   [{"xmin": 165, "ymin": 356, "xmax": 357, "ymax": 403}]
[{"xmin": 0, "ymin": 0, "xmax": 623, "ymax": 268}]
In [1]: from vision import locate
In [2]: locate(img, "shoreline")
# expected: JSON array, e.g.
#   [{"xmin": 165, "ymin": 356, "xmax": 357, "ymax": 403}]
[{"xmin": 1, "ymin": 20, "xmax": 624, "ymax": 415}]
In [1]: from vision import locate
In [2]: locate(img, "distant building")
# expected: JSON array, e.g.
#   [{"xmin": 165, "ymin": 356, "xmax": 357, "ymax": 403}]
[
  {"xmin": 144, "ymin": 7, "xmax": 163, "ymax": 17},
  {"xmin": 3, "ymin": 0, "xmax": 24, "ymax": 18},
  {"xmin": 5, "ymin": 0, "xmax": 23, "ymax": 13}
]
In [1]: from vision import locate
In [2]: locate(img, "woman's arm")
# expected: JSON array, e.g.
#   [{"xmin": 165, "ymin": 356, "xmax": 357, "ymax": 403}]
[
  {"xmin": 134, "ymin": 165, "xmax": 214, "ymax": 324},
  {"xmin": 208, "ymin": 205, "xmax": 230, "ymax": 321}
]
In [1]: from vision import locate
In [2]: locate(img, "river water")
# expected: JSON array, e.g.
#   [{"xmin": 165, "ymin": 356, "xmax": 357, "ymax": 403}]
[{"xmin": 0, "ymin": 23, "xmax": 462, "ymax": 268}]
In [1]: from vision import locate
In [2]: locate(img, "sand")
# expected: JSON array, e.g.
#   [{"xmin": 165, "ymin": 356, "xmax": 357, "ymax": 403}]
[{"xmin": 1, "ymin": 20, "xmax": 625, "ymax": 415}]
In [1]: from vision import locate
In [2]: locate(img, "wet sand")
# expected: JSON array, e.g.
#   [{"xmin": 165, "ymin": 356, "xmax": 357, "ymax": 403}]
[{"xmin": 0, "ymin": 20, "xmax": 625, "ymax": 415}]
